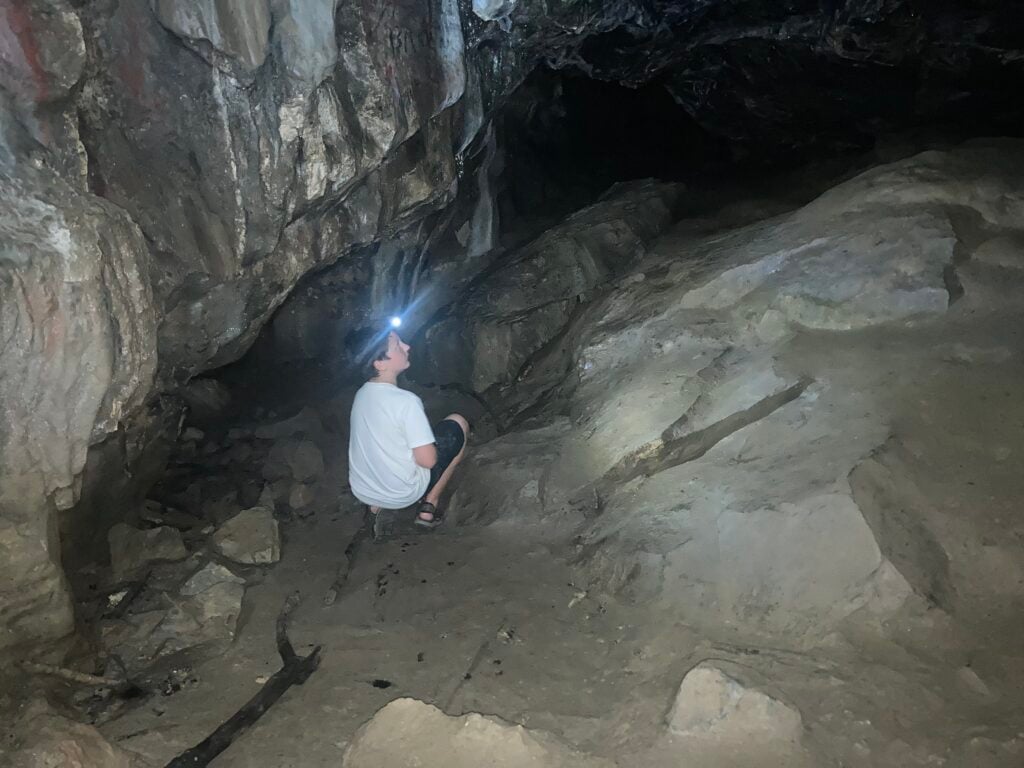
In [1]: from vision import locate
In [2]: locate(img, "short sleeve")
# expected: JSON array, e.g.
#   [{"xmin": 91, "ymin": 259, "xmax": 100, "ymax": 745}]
[{"xmin": 404, "ymin": 397, "xmax": 435, "ymax": 448}]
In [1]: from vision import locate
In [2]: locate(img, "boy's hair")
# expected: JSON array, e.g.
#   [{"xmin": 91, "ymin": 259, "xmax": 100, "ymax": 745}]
[{"xmin": 353, "ymin": 329, "xmax": 391, "ymax": 380}]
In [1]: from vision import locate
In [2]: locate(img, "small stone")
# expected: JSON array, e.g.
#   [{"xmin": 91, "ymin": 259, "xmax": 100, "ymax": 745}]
[
  {"xmin": 211, "ymin": 507, "xmax": 280, "ymax": 564},
  {"xmin": 108, "ymin": 523, "xmax": 188, "ymax": 581},
  {"xmin": 288, "ymin": 440, "xmax": 324, "ymax": 481},
  {"xmin": 344, "ymin": 698, "xmax": 612, "ymax": 768},
  {"xmin": 667, "ymin": 662, "xmax": 803, "ymax": 745},
  {"xmin": 289, "ymin": 482, "xmax": 316, "ymax": 509}
]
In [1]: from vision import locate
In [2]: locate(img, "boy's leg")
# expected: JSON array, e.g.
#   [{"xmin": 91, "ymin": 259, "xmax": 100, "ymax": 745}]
[{"xmin": 419, "ymin": 414, "xmax": 469, "ymax": 522}]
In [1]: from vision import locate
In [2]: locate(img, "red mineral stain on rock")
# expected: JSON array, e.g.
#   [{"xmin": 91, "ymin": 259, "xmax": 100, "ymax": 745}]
[{"xmin": 0, "ymin": 0, "xmax": 50, "ymax": 101}]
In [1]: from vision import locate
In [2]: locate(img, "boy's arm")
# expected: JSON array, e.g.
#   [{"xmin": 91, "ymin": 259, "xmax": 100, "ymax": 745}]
[
  {"xmin": 406, "ymin": 398, "xmax": 437, "ymax": 469},
  {"xmin": 413, "ymin": 443, "xmax": 437, "ymax": 469}
]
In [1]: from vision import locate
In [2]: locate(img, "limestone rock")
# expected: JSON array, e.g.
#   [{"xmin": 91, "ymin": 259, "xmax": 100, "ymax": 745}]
[
  {"xmin": 108, "ymin": 524, "xmax": 188, "ymax": 581},
  {"xmin": 0, "ymin": 161, "xmax": 156, "ymax": 650},
  {"xmin": 211, "ymin": 507, "xmax": 280, "ymax": 564},
  {"xmin": 288, "ymin": 440, "xmax": 324, "ymax": 482},
  {"xmin": 344, "ymin": 698, "xmax": 613, "ymax": 768},
  {"xmin": 421, "ymin": 180, "xmax": 681, "ymax": 392},
  {"xmin": 101, "ymin": 563, "xmax": 244, "ymax": 673},
  {"xmin": 667, "ymin": 662, "xmax": 803, "ymax": 745},
  {"xmin": 289, "ymin": 483, "xmax": 316, "ymax": 510},
  {"xmin": 8, "ymin": 700, "xmax": 134, "ymax": 768},
  {"xmin": 179, "ymin": 561, "xmax": 245, "ymax": 596},
  {"xmin": 473, "ymin": 0, "xmax": 517, "ymax": 21},
  {"xmin": 263, "ymin": 438, "xmax": 324, "ymax": 482},
  {"xmin": 155, "ymin": 0, "xmax": 272, "ymax": 72}
]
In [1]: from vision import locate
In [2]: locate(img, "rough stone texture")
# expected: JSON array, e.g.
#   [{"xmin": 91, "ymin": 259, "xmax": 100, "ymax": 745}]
[
  {"xmin": 288, "ymin": 482, "xmax": 316, "ymax": 510},
  {"xmin": 108, "ymin": 523, "xmax": 187, "ymax": 582},
  {"xmin": 262, "ymin": 438, "xmax": 323, "ymax": 482},
  {"xmin": 343, "ymin": 698, "xmax": 614, "ymax": 768},
  {"xmin": 421, "ymin": 180, "xmax": 681, "ymax": 392},
  {"xmin": 0, "ymin": 0, "xmax": 1017, "ymax": 658},
  {"xmin": 179, "ymin": 560, "xmax": 244, "ymax": 596},
  {"xmin": 211, "ymin": 506, "xmax": 280, "ymax": 564},
  {"xmin": 461, "ymin": 142, "xmax": 1024, "ymax": 643},
  {"xmin": 76, "ymin": 0, "xmax": 472, "ymax": 378},
  {"xmin": 0, "ymin": 152, "xmax": 157, "ymax": 650},
  {"xmin": 6, "ymin": 699, "xmax": 135, "ymax": 768},
  {"xmin": 287, "ymin": 440, "xmax": 324, "ymax": 482},
  {"xmin": 667, "ymin": 662, "xmax": 803, "ymax": 743},
  {"xmin": 155, "ymin": 0, "xmax": 272, "ymax": 72}
]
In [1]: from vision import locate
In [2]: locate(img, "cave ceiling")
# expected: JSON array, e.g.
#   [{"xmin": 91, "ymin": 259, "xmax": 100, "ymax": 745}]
[{"xmin": 494, "ymin": 0, "xmax": 1024, "ymax": 154}]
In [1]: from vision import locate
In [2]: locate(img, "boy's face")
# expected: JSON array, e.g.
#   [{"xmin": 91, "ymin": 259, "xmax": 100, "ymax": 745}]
[{"xmin": 375, "ymin": 332, "xmax": 411, "ymax": 375}]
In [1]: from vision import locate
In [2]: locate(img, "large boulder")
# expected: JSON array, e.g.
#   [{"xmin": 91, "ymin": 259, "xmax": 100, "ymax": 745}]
[
  {"xmin": 343, "ymin": 698, "xmax": 613, "ymax": 768},
  {"xmin": 471, "ymin": 143, "xmax": 1024, "ymax": 643}
]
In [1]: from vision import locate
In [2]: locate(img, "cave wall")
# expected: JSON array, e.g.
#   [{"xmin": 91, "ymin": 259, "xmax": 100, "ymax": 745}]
[{"xmin": 0, "ymin": 0, "xmax": 512, "ymax": 654}]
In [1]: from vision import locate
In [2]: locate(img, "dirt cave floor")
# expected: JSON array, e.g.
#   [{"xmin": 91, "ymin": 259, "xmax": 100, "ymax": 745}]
[{"xmin": 80, "ymin": 292, "xmax": 1024, "ymax": 768}]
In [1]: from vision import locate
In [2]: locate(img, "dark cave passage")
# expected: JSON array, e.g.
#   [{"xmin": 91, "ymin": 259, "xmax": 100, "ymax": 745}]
[{"xmin": 494, "ymin": 67, "xmax": 729, "ymax": 222}]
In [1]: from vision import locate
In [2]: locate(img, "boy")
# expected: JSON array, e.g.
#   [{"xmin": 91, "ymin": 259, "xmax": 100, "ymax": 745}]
[{"xmin": 348, "ymin": 330, "xmax": 469, "ymax": 538}]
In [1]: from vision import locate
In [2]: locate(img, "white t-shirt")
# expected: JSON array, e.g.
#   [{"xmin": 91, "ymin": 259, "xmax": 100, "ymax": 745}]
[{"xmin": 348, "ymin": 382, "xmax": 436, "ymax": 509}]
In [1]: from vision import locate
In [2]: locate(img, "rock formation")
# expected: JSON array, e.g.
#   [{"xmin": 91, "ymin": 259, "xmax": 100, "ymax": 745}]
[{"xmin": 2, "ymin": 0, "xmax": 1023, "ymax": 734}]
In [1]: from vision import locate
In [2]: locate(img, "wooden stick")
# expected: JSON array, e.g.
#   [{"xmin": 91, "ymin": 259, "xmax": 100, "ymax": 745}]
[
  {"xmin": 164, "ymin": 593, "xmax": 321, "ymax": 768},
  {"xmin": 20, "ymin": 661, "xmax": 123, "ymax": 688}
]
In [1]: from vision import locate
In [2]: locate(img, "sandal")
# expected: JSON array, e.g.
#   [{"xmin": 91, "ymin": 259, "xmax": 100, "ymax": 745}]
[{"xmin": 414, "ymin": 501, "xmax": 445, "ymax": 529}]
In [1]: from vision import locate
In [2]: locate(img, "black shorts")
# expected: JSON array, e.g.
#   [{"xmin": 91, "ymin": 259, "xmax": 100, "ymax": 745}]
[{"xmin": 425, "ymin": 419, "xmax": 466, "ymax": 493}]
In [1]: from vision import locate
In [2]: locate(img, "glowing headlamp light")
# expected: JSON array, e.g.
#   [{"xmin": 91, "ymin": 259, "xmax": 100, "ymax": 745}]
[{"xmin": 389, "ymin": 316, "xmax": 402, "ymax": 329}]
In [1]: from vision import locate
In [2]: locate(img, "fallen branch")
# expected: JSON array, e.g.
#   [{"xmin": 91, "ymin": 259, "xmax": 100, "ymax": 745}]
[
  {"xmin": 20, "ymin": 661, "xmax": 123, "ymax": 688},
  {"xmin": 164, "ymin": 592, "xmax": 321, "ymax": 768}
]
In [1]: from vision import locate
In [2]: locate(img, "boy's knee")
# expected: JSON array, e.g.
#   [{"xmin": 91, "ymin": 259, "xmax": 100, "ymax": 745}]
[{"xmin": 445, "ymin": 413, "xmax": 470, "ymax": 438}]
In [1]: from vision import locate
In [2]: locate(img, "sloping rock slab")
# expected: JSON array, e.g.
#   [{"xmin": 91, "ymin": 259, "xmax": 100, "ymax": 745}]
[{"xmin": 344, "ymin": 698, "xmax": 613, "ymax": 768}]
